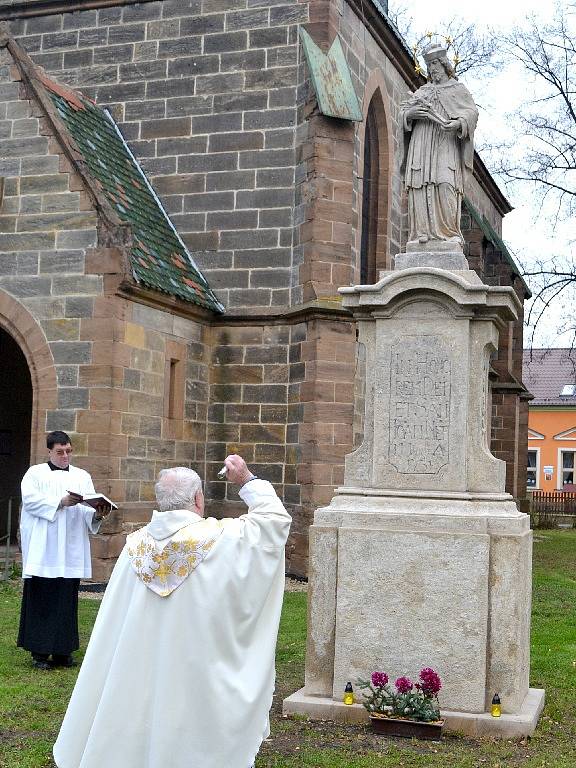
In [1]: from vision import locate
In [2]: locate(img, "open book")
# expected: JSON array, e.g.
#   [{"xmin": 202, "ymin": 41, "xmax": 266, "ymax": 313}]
[{"xmin": 67, "ymin": 491, "xmax": 118, "ymax": 511}]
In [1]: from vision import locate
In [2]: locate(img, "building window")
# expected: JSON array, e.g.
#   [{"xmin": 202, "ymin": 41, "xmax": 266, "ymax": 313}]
[
  {"xmin": 360, "ymin": 102, "xmax": 379, "ymax": 284},
  {"xmin": 527, "ymin": 448, "xmax": 539, "ymax": 489},
  {"xmin": 167, "ymin": 359, "xmax": 180, "ymax": 419},
  {"xmin": 559, "ymin": 449, "xmax": 575, "ymax": 487},
  {"xmin": 164, "ymin": 340, "xmax": 186, "ymax": 425}
]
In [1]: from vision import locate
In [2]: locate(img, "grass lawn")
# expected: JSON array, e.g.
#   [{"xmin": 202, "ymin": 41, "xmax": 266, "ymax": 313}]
[{"xmin": 1, "ymin": 530, "xmax": 575, "ymax": 767}]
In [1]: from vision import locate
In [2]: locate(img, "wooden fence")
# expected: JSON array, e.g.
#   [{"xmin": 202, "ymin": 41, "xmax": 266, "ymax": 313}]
[{"xmin": 530, "ymin": 491, "xmax": 576, "ymax": 529}]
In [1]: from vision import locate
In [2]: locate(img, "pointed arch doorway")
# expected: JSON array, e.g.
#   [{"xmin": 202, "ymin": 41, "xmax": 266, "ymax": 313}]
[{"xmin": 0, "ymin": 327, "xmax": 32, "ymax": 543}]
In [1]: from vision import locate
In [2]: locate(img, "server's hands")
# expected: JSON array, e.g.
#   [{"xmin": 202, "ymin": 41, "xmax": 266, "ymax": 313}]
[
  {"xmin": 93, "ymin": 502, "xmax": 112, "ymax": 520},
  {"xmin": 60, "ymin": 492, "xmax": 81, "ymax": 508}
]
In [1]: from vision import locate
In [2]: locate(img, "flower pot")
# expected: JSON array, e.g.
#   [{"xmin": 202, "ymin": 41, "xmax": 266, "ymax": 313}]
[{"xmin": 369, "ymin": 714, "xmax": 444, "ymax": 740}]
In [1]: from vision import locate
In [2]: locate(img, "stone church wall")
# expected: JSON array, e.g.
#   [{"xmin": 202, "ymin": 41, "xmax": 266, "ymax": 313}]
[
  {"xmin": 0, "ymin": 41, "xmax": 213, "ymax": 578},
  {"xmin": 0, "ymin": 42, "xmax": 101, "ymax": 451},
  {"xmin": 0, "ymin": 0, "xmax": 530, "ymax": 576},
  {"xmin": 3, "ymin": 0, "xmax": 309, "ymax": 311}
]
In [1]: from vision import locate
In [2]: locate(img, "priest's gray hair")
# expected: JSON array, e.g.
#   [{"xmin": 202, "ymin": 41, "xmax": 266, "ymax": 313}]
[{"xmin": 155, "ymin": 467, "xmax": 202, "ymax": 512}]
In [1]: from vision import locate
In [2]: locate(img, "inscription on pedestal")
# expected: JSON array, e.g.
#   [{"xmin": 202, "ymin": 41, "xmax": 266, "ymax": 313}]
[{"xmin": 388, "ymin": 336, "xmax": 451, "ymax": 473}]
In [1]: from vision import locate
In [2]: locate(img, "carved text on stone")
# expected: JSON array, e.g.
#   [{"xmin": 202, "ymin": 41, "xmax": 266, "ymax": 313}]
[{"xmin": 388, "ymin": 337, "xmax": 451, "ymax": 473}]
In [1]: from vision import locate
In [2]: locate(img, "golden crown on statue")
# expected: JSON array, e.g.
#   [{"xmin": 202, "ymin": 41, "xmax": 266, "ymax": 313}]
[{"xmin": 412, "ymin": 33, "xmax": 461, "ymax": 76}]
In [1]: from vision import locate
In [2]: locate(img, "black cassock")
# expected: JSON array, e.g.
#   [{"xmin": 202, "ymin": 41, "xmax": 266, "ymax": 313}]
[{"xmin": 17, "ymin": 576, "xmax": 80, "ymax": 656}]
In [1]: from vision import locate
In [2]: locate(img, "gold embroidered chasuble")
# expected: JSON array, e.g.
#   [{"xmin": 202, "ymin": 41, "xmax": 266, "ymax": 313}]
[{"xmin": 126, "ymin": 518, "xmax": 226, "ymax": 597}]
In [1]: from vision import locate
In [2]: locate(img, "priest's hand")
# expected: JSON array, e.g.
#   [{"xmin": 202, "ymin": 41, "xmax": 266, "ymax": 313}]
[{"xmin": 222, "ymin": 454, "xmax": 256, "ymax": 487}]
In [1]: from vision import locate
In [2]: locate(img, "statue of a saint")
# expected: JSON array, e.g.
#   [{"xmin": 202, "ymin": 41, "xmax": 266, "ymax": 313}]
[{"xmin": 400, "ymin": 43, "xmax": 479, "ymax": 251}]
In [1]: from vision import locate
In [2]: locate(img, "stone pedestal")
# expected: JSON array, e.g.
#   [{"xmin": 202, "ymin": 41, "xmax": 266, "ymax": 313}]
[{"xmin": 283, "ymin": 256, "xmax": 544, "ymax": 736}]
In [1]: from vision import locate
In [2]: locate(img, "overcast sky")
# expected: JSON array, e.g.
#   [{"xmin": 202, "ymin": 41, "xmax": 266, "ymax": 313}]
[{"xmin": 390, "ymin": 0, "xmax": 573, "ymax": 348}]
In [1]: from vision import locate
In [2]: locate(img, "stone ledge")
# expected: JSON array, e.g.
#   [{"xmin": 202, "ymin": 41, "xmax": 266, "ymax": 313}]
[
  {"xmin": 283, "ymin": 688, "xmax": 545, "ymax": 738},
  {"xmin": 395, "ymin": 250, "xmax": 468, "ymax": 270},
  {"xmin": 440, "ymin": 688, "xmax": 546, "ymax": 738}
]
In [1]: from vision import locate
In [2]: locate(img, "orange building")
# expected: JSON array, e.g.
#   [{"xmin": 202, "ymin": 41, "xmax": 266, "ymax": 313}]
[{"xmin": 523, "ymin": 349, "xmax": 576, "ymax": 492}]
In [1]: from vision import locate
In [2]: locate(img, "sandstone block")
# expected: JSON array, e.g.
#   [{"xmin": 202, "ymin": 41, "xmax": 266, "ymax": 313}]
[
  {"xmin": 204, "ymin": 31, "xmax": 247, "ymax": 54},
  {"xmin": 108, "ymin": 23, "xmax": 145, "ymax": 44},
  {"xmin": 46, "ymin": 409, "xmax": 76, "ymax": 432},
  {"xmin": 50, "ymin": 341, "xmax": 91, "ymax": 364},
  {"xmin": 41, "ymin": 318, "xmax": 79, "ymax": 341},
  {"xmin": 141, "ymin": 116, "xmax": 191, "ymax": 139},
  {"xmin": 249, "ymin": 26, "xmax": 287, "ymax": 48}
]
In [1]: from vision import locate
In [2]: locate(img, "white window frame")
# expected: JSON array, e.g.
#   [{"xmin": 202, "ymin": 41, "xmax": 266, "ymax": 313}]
[
  {"xmin": 557, "ymin": 448, "xmax": 576, "ymax": 489},
  {"xmin": 527, "ymin": 447, "xmax": 540, "ymax": 490}
]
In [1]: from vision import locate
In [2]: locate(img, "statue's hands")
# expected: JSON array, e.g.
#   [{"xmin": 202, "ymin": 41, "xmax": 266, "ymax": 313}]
[
  {"xmin": 405, "ymin": 105, "xmax": 430, "ymax": 121},
  {"xmin": 442, "ymin": 119, "xmax": 461, "ymax": 133}
]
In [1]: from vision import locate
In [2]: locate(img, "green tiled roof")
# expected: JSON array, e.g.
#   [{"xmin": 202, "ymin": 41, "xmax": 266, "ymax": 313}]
[{"xmin": 48, "ymin": 89, "xmax": 223, "ymax": 313}]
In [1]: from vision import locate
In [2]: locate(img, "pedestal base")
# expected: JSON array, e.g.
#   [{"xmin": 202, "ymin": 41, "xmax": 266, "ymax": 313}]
[
  {"xmin": 283, "ymin": 688, "xmax": 545, "ymax": 738},
  {"xmin": 394, "ymin": 250, "xmax": 468, "ymax": 270}
]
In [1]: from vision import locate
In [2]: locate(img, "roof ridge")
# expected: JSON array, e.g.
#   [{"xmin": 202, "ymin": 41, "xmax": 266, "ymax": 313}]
[{"xmin": 35, "ymin": 67, "xmax": 87, "ymax": 112}]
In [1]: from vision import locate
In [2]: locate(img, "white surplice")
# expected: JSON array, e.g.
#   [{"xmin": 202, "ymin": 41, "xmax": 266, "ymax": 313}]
[
  {"xmin": 53, "ymin": 479, "xmax": 292, "ymax": 768},
  {"xmin": 20, "ymin": 463, "xmax": 101, "ymax": 579}
]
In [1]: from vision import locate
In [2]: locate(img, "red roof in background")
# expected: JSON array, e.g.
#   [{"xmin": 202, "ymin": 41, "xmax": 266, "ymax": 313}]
[{"xmin": 523, "ymin": 349, "xmax": 576, "ymax": 406}]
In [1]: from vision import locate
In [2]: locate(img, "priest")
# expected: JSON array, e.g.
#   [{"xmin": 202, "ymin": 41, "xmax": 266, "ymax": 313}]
[
  {"xmin": 53, "ymin": 454, "xmax": 292, "ymax": 768},
  {"xmin": 18, "ymin": 430, "xmax": 110, "ymax": 670}
]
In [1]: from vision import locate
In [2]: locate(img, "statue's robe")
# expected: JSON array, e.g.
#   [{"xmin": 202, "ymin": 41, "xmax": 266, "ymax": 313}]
[
  {"xmin": 400, "ymin": 79, "xmax": 479, "ymax": 246},
  {"xmin": 53, "ymin": 479, "xmax": 291, "ymax": 768}
]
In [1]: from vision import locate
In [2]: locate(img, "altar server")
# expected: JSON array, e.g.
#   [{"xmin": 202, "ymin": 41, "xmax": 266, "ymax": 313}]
[{"xmin": 18, "ymin": 430, "xmax": 109, "ymax": 670}]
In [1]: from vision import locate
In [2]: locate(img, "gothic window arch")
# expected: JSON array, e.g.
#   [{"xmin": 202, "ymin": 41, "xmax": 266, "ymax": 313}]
[
  {"xmin": 359, "ymin": 86, "xmax": 391, "ymax": 284},
  {"xmin": 360, "ymin": 102, "xmax": 379, "ymax": 283}
]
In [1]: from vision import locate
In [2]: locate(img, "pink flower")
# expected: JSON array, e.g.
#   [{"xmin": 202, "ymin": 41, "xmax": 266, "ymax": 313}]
[
  {"xmin": 419, "ymin": 667, "xmax": 442, "ymax": 695},
  {"xmin": 371, "ymin": 671, "xmax": 389, "ymax": 688},
  {"xmin": 395, "ymin": 676, "xmax": 413, "ymax": 693}
]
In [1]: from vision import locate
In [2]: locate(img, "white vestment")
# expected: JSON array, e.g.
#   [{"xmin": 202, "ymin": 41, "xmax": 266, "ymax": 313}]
[
  {"xmin": 53, "ymin": 479, "xmax": 292, "ymax": 768},
  {"xmin": 20, "ymin": 463, "xmax": 101, "ymax": 579}
]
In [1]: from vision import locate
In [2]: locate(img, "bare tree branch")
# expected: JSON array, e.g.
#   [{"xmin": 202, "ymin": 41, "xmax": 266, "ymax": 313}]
[{"xmin": 495, "ymin": 3, "xmax": 576, "ymax": 222}]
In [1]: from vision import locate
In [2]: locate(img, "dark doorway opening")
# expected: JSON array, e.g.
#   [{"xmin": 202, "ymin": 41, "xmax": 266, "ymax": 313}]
[{"xmin": 0, "ymin": 327, "xmax": 32, "ymax": 543}]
